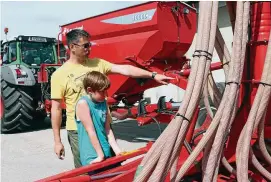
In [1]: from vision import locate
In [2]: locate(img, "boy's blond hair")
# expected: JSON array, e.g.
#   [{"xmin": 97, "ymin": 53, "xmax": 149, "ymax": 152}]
[{"xmin": 83, "ymin": 71, "xmax": 110, "ymax": 92}]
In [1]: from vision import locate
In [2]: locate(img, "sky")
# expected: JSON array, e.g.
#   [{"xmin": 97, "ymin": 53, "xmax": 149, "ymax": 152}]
[
  {"xmin": 0, "ymin": 0, "xmax": 227, "ymax": 83},
  {"xmin": 1, "ymin": 1, "xmax": 144, "ymax": 40}
]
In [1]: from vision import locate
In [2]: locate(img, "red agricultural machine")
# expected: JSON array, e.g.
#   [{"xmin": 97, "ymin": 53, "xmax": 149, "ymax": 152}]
[{"xmin": 37, "ymin": 1, "xmax": 271, "ymax": 182}]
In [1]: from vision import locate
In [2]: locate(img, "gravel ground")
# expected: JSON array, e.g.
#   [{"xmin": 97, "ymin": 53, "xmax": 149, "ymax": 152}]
[{"xmin": 1, "ymin": 119, "xmax": 167, "ymax": 182}]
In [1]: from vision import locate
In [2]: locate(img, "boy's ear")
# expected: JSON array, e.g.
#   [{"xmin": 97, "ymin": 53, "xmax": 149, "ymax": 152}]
[{"xmin": 87, "ymin": 87, "xmax": 93, "ymax": 93}]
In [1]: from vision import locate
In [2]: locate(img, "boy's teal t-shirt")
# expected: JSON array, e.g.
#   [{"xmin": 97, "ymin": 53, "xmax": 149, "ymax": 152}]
[{"xmin": 75, "ymin": 95, "xmax": 112, "ymax": 166}]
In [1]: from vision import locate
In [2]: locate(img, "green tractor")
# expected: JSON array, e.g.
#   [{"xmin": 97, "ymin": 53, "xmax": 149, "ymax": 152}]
[{"xmin": 0, "ymin": 35, "xmax": 61, "ymax": 133}]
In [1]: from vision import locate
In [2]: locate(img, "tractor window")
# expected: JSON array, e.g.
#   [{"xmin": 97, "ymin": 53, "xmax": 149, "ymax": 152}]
[
  {"xmin": 21, "ymin": 42, "xmax": 55, "ymax": 65},
  {"xmin": 2, "ymin": 46, "xmax": 8, "ymax": 64},
  {"xmin": 1, "ymin": 42, "xmax": 17, "ymax": 64},
  {"xmin": 9, "ymin": 42, "xmax": 17, "ymax": 61}
]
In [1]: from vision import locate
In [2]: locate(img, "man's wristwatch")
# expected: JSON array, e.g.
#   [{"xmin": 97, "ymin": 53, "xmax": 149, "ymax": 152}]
[{"xmin": 151, "ymin": 72, "xmax": 157, "ymax": 79}]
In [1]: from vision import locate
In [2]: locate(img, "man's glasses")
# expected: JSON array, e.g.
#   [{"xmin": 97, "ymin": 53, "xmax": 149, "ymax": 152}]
[{"xmin": 73, "ymin": 42, "xmax": 92, "ymax": 49}]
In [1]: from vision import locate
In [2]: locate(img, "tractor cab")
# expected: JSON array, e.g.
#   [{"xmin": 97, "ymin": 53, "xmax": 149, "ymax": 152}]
[{"xmin": 1, "ymin": 35, "xmax": 58, "ymax": 67}]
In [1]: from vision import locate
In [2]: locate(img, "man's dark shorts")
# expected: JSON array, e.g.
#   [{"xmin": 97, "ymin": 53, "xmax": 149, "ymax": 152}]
[{"xmin": 67, "ymin": 130, "xmax": 82, "ymax": 168}]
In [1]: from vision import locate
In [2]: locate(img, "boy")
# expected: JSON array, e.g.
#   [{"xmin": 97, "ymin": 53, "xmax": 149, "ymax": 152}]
[{"xmin": 75, "ymin": 71, "xmax": 122, "ymax": 167}]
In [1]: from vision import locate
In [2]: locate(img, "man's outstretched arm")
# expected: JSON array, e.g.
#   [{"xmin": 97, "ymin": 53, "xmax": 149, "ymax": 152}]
[{"xmin": 110, "ymin": 64, "xmax": 174, "ymax": 85}]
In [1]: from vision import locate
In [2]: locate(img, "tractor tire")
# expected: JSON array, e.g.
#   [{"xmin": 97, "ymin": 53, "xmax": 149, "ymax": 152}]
[{"xmin": 1, "ymin": 78, "xmax": 35, "ymax": 133}]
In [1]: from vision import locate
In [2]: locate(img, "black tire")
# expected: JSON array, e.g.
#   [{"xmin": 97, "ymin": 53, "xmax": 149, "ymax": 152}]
[{"xmin": 1, "ymin": 78, "xmax": 35, "ymax": 133}]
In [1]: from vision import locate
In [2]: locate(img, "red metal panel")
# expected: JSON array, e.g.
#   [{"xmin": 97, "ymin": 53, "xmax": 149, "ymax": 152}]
[
  {"xmin": 264, "ymin": 126, "xmax": 271, "ymax": 139},
  {"xmin": 36, "ymin": 145, "xmax": 149, "ymax": 182},
  {"xmin": 250, "ymin": 2, "xmax": 271, "ymax": 42},
  {"xmin": 90, "ymin": 158, "xmax": 143, "ymax": 182},
  {"xmin": 52, "ymin": 176, "xmax": 90, "ymax": 182},
  {"xmin": 106, "ymin": 168, "xmax": 137, "ymax": 182},
  {"xmin": 250, "ymin": 1, "xmax": 271, "ymax": 127},
  {"xmin": 60, "ymin": 2, "xmax": 196, "ymax": 61},
  {"xmin": 37, "ymin": 70, "xmax": 48, "ymax": 83}
]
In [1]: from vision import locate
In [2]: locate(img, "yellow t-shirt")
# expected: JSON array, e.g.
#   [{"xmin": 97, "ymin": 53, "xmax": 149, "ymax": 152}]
[{"xmin": 50, "ymin": 58, "xmax": 112, "ymax": 131}]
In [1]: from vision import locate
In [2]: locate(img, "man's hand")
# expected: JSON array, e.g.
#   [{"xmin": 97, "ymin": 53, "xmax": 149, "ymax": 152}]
[
  {"xmin": 154, "ymin": 74, "xmax": 175, "ymax": 85},
  {"xmin": 90, "ymin": 156, "xmax": 104, "ymax": 164},
  {"xmin": 54, "ymin": 142, "xmax": 65, "ymax": 160}
]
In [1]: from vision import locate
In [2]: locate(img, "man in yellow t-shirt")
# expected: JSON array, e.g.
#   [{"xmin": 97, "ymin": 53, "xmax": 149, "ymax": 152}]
[{"xmin": 51, "ymin": 29, "xmax": 172, "ymax": 168}]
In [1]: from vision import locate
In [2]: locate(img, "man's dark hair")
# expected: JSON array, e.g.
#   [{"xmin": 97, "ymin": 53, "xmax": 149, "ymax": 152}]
[{"xmin": 66, "ymin": 29, "xmax": 90, "ymax": 48}]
